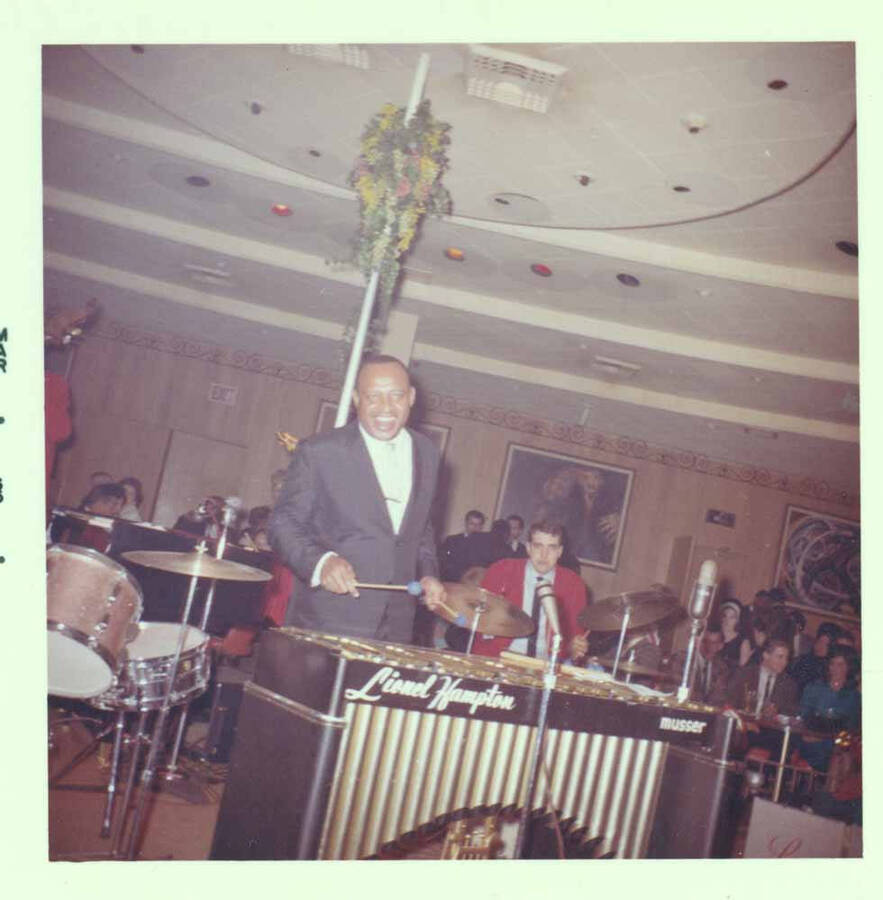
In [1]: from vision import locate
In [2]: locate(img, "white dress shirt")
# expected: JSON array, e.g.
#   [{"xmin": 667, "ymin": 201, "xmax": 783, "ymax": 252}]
[
  {"xmin": 311, "ymin": 425, "xmax": 414, "ymax": 585},
  {"xmin": 756, "ymin": 668, "xmax": 776, "ymax": 715},
  {"xmin": 508, "ymin": 561, "xmax": 555, "ymax": 659}
]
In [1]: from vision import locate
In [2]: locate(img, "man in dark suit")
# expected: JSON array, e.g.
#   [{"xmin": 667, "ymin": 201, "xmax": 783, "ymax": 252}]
[
  {"xmin": 669, "ymin": 625, "xmax": 731, "ymax": 705},
  {"xmin": 470, "ymin": 521, "xmax": 588, "ymax": 661},
  {"xmin": 439, "ymin": 509, "xmax": 486, "ymax": 581},
  {"xmin": 725, "ymin": 638, "xmax": 799, "ymax": 716},
  {"xmin": 504, "ymin": 514, "xmax": 528, "ymax": 558},
  {"xmin": 269, "ymin": 355, "xmax": 446, "ymax": 642}
]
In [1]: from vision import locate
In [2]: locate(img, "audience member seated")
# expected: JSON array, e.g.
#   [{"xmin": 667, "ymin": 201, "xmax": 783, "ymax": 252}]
[
  {"xmin": 80, "ymin": 482, "xmax": 126, "ymax": 517},
  {"xmin": 717, "ymin": 599, "xmax": 748, "ymax": 668},
  {"xmin": 743, "ymin": 612, "xmax": 771, "ymax": 667},
  {"xmin": 725, "ymin": 638, "xmax": 799, "ymax": 718},
  {"xmin": 66, "ymin": 482, "xmax": 127, "ymax": 552},
  {"xmin": 240, "ymin": 505, "xmax": 272, "ymax": 550},
  {"xmin": 789, "ymin": 622, "xmax": 842, "ymax": 693},
  {"xmin": 468, "ymin": 518, "xmax": 512, "ymax": 568},
  {"xmin": 797, "ymin": 645, "xmax": 861, "ymax": 772},
  {"xmin": 504, "ymin": 514, "xmax": 527, "ymax": 558},
  {"xmin": 118, "ymin": 476, "xmax": 144, "ymax": 522},
  {"xmin": 668, "ymin": 625, "xmax": 731, "ymax": 704},
  {"xmin": 439, "ymin": 509, "xmax": 486, "ymax": 582},
  {"xmin": 174, "ymin": 495, "xmax": 225, "ymax": 539},
  {"xmin": 811, "ymin": 734, "xmax": 862, "ymax": 825}
]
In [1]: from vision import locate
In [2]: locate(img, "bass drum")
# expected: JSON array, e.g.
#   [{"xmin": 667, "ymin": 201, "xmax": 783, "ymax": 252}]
[
  {"xmin": 47, "ymin": 544, "xmax": 143, "ymax": 699},
  {"xmin": 93, "ymin": 622, "xmax": 211, "ymax": 711}
]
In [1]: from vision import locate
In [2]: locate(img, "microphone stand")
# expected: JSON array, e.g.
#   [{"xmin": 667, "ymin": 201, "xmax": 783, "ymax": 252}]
[{"xmin": 514, "ymin": 631, "xmax": 560, "ymax": 859}]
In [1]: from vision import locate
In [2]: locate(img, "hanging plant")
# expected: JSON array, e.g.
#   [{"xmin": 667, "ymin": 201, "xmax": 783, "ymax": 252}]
[{"xmin": 343, "ymin": 99, "xmax": 452, "ymax": 351}]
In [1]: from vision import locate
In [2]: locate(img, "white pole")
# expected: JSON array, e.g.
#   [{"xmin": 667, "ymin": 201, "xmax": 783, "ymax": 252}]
[{"xmin": 334, "ymin": 53, "xmax": 431, "ymax": 428}]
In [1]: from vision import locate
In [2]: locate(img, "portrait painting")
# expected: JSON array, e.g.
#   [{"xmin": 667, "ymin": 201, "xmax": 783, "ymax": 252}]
[
  {"xmin": 773, "ymin": 505, "xmax": 860, "ymax": 620},
  {"xmin": 494, "ymin": 444, "xmax": 633, "ymax": 570}
]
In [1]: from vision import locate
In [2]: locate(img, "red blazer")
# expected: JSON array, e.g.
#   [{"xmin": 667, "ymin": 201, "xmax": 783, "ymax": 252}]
[{"xmin": 471, "ymin": 557, "xmax": 587, "ymax": 658}]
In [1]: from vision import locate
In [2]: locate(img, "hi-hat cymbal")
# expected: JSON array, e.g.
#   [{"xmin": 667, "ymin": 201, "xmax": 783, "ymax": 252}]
[
  {"xmin": 577, "ymin": 590, "xmax": 684, "ymax": 632},
  {"xmin": 439, "ymin": 582, "xmax": 535, "ymax": 638},
  {"xmin": 122, "ymin": 550, "xmax": 271, "ymax": 583}
]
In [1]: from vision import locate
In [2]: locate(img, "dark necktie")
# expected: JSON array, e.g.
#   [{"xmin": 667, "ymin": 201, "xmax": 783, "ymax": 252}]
[
  {"xmin": 526, "ymin": 577, "xmax": 544, "ymax": 658},
  {"xmin": 763, "ymin": 674, "xmax": 775, "ymax": 707}
]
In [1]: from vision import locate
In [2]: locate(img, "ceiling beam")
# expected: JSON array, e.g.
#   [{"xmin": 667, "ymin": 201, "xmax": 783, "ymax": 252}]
[
  {"xmin": 43, "ymin": 187, "xmax": 859, "ymax": 385},
  {"xmin": 44, "ymin": 251, "xmax": 859, "ymax": 444}
]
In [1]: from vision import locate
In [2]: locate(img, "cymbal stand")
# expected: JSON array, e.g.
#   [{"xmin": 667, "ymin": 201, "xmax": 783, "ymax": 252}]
[
  {"xmin": 123, "ymin": 561, "xmax": 203, "ymax": 859},
  {"xmin": 464, "ymin": 590, "xmax": 490, "ymax": 654},
  {"xmin": 610, "ymin": 598, "xmax": 632, "ymax": 680},
  {"xmin": 513, "ymin": 632, "xmax": 561, "ymax": 859},
  {"xmin": 164, "ymin": 507, "xmax": 235, "ymax": 778},
  {"xmin": 110, "ymin": 709, "xmax": 149, "ymax": 857}
]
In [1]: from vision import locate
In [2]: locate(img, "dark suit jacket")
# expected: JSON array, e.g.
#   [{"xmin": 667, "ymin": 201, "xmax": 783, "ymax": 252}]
[
  {"xmin": 269, "ymin": 421, "xmax": 440, "ymax": 642},
  {"xmin": 439, "ymin": 532, "xmax": 476, "ymax": 581},
  {"xmin": 725, "ymin": 663, "xmax": 799, "ymax": 716},
  {"xmin": 471, "ymin": 557, "xmax": 587, "ymax": 658},
  {"xmin": 669, "ymin": 651, "xmax": 731, "ymax": 705}
]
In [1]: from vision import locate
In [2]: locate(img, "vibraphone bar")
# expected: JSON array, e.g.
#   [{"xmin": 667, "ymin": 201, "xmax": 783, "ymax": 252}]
[{"xmin": 211, "ymin": 628, "xmax": 740, "ymax": 860}]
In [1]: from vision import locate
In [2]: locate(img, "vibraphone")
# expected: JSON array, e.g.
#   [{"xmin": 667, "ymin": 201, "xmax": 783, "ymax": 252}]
[{"xmin": 210, "ymin": 628, "xmax": 740, "ymax": 860}]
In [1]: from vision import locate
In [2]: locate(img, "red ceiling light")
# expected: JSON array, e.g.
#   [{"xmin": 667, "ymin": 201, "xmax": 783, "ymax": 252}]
[
  {"xmin": 531, "ymin": 263, "xmax": 553, "ymax": 277},
  {"xmin": 271, "ymin": 203, "xmax": 293, "ymax": 217},
  {"xmin": 444, "ymin": 247, "xmax": 465, "ymax": 261}
]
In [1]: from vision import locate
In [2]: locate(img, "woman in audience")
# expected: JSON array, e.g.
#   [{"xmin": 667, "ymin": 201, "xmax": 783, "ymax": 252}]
[
  {"xmin": 798, "ymin": 645, "xmax": 861, "ymax": 772},
  {"xmin": 718, "ymin": 599, "xmax": 748, "ymax": 668},
  {"xmin": 742, "ymin": 612, "xmax": 771, "ymax": 667},
  {"xmin": 118, "ymin": 476, "xmax": 144, "ymax": 521}
]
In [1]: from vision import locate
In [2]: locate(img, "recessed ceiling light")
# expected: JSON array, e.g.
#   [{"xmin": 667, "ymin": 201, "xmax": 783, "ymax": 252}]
[
  {"xmin": 576, "ymin": 174, "xmax": 592, "ymax": 186},
  {"xmin": 672, "ymin": 184, "xmax": 691, "ymax": 193},
  {"xmin": 271, "ymin": 203, "xmax": 293, "ymax": 217},
  {"xmin": 130, "ymin": 45, "xmax": 145, "ymax": 54},
  {"xmin": 493, "ymin": 196, "xmax": 511, "ymax": 206},
  {"xmin": 616, "ymin": 273, "xmax": 640, "ymax": 287},
  {"xmin": 249, "ymin": 101, "xmax": 263, "ymax": 115},
  {"xmin": 531, "ymin": 263, "xmax": 553, "ymax": 277},
  {"xmin": 444, "ymin": 247, "xmax": 465, "ymax": 261},
  {"xmin": 308, "ymin": 148, "xmax": 322, "ymax": 158},
  {"xmin": 767, "ymin": 79, "xmax": 789, "ymax": 91},
  {"xmin": 696, "ymin": 288, "xmax": 713, "ymax": 298},
  {"xmin": 836, "ymin": 240, "xmax": 858, "ymax": 257},
  {"xmin": 185, "ymin": 175, "xmax": 211, "ymax": 188},
  {"xmin": 682, "ymin": 113, "xmax": 707, "ymax": 134}
]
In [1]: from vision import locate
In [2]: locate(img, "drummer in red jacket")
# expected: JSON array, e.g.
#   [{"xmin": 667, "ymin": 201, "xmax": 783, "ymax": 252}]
[{"xmin": 471, "ymin": 520, "xmax": 588, "ymax": 661}]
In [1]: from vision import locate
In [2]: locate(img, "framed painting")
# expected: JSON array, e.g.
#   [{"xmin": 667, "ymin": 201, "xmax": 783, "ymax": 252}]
[
  {"xmin": 494, "ymin": 444, "xmax": 634, "ymax": 570},
  {"xmin": 773, "ymin": 505, "xmax": 860, "ymax": 620},
  {"xmin": 314, "ymin": 399, "xmax": 450, "ymax": 458}
]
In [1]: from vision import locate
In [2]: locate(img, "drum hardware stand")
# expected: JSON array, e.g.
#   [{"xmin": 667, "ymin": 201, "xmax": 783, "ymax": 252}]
[
  {"xmin": 610, "ymin": 598, "xmax": 632, "ymax": 680},
  {"xmin": 123, "ymin": 556, "xmax": 205, "ymax": 859},
  {"xmin": 109, "ymin": 709, "xmax": 150, "ymax": 857},
  {"xmin": 464, "ymin": 589, "xmax": 491, "ymax": 654},
  {"xmin": 163, "ymin": 503, "xmax": 236, "ymax": 781},
  {"xmin": 513, "ymin": 632, "xmax": 560, "ymax": 860}
]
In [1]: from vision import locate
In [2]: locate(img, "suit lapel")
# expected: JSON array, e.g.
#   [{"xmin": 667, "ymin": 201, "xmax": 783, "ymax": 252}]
[{"xmin": 397, "ymin": 428, "xmax": 420, "ymax": 537}]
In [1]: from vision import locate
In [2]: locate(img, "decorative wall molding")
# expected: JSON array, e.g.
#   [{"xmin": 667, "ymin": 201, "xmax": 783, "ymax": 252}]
[{"xmin": 94, "ymin": 319, "xmax": 859, "ymax": 510}]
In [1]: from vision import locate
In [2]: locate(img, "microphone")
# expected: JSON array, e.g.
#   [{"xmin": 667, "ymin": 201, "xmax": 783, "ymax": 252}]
[
  {"xmin": 536, "ymin": 582, "xmax": 561, "ymax": 636},
  {"xmin": 688, "ymin": 559, "xmax": 718, "ymax": 620}
]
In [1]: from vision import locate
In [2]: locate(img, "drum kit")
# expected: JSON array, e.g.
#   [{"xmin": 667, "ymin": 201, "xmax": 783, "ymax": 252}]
[{"xmin": 46, "ymin": 540, "xmax": 270, "ymax": 859}]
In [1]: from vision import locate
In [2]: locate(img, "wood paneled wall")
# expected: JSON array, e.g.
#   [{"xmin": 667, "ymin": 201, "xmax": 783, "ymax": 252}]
[{"xmin": 51, "ymin": 331, "xmax": 860, "ymax": 633}]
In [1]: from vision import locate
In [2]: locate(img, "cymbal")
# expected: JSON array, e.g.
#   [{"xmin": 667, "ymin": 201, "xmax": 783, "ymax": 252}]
[
  {"xmin": 595, "ymin": 656, "xmax": 678, "ymax": 681},
  {"xmin": 439, "ymin": 582, "xmax": 535, "ymax": 638},
  {"xmin": 577, "ymin": 590, "xmax": 684, "ymax": 632},
  {"xmin": 121, "ymin": 550, "xmax": 271, "ymax": 583}
]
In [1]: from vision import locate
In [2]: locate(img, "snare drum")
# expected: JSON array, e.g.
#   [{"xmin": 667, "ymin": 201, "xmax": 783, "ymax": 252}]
[
  {"xmin": 47, "ymin": 544, "xmax": 143, "ymax": 699},
  {"xmin": 93, "ymin": 622, "xmax": 211, "ymax": 711}
]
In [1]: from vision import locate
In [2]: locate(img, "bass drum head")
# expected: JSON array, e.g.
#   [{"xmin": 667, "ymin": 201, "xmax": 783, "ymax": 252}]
[{"xmin": 47, "ymin": 630, "xmax": 114, "ymax": 699}]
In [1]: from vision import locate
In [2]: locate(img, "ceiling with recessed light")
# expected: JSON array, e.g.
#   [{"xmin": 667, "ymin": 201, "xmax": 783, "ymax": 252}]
[{"xmin": 41, "ymin": 42, "xmax": 860, "ymax": 495}]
